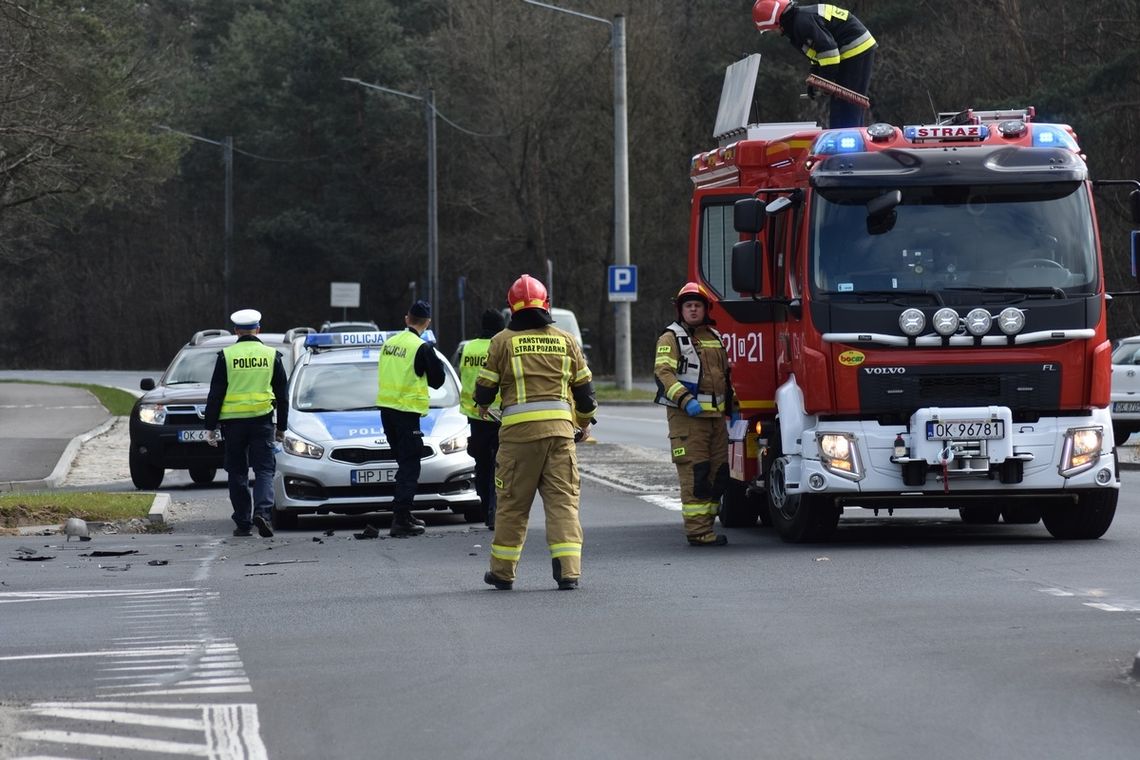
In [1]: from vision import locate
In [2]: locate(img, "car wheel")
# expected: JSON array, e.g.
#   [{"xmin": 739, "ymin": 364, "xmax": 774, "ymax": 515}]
[
  {"xmin": 129, "ymin": 449, "xmax": 164, "ymax": 490},
  {"xmin": 1112, "ymin": 422, "xmax": 1135, "ymax": 446},
  {"xmin": 271, "ymin": 507, "xmax": 299, "ymax": 531},
  {"xmin": 189, "ymin": 467, "xmax": 216, "ymax": 484},
  {"xmin": 462, "ymin": 503, "xmax": 485, "ymax": 523},
  {"xmin": 958, "ymin": 505, "xmax": 1002, "ymax": 524},
  {"xmin": 1042, "ymin": 490, "xmax": 1117, "ymax": 539},
  {"xmin": 719, "ymin": 478, "xmax": 760, "ymax": 528},
  {"xmin": 767, "ymin": 457, "xmax": 840, "ymax": 543}
]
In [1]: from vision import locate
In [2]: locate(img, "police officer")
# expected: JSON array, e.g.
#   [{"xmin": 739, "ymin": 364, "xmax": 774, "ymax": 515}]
[
  {"xmin": 752, "ymin": 0, "xmax": 877, "ymax": 129},
  {"xmin": 377, "ymin": 300, "xmax": 446, "ymax": 538},
  {"xmin": 476, "ymin": 275, "xmax": 596, "ymax": 591},
  {"xmin": 459, "ymin": 309, "xmax": 507, "ymax": 529},
  {"xmin": 204, "ymin": 309, "xmax": 288, "ymax": 538},
  {"xmin": 654, "ymin": 283, "xmax": 737, "ymax": 546}
]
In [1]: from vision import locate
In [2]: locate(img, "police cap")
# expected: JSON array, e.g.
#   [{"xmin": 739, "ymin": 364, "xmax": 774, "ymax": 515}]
[{"xmin": 230, "ymin": 308, "xmax": 261, "ymax": 329}]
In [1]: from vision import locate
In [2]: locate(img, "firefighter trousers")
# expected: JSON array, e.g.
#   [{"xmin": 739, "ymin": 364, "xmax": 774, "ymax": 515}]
[
  {"xmin": 489, "ymin": 436, "xmax": 583, "ymax": 584},
  {"xmin": 667, "ymin": 410, "xmax": 728, "ymax": 541}
]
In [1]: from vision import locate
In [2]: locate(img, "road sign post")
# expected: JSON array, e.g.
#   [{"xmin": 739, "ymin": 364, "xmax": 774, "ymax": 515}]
[{"xmin": 330, "ymin": 282, "xmax": 361, "ymax": 321}]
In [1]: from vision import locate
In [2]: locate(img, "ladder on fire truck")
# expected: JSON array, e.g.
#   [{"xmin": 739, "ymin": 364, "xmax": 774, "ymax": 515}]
[{"xmin": 936, "ymin": 107, "xmax": 1036, "ymax": 125}]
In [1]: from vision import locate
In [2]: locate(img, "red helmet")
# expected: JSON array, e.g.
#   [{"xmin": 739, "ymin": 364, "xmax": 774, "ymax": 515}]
[
  {"xmin": 675, "ymin": 281, "xmax": 713, "ymax": 317},
  {"xmin": 753, "ymin": 0, "xmax": 791, "ymax": 32},
  {"xmin": 507, "ymin": 274, "xmax": 550, "ymax": 314}
]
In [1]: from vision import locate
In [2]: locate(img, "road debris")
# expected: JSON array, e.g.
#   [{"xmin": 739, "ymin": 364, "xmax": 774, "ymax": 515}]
[
  {"xmin": 147, "ymin": 559, "xmax": 169, "ymax": 566},
  {"xmin": 80, "ymin": 550, "xmax": 140, "ymax": 557},
  {"xmin": 243, "ymin": 560, "xmax": 319, "ymax": 567}
]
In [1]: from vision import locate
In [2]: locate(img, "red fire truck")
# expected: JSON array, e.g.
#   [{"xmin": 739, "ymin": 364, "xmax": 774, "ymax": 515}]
[{"xmin": 690, "ymin": 59, "xmax": 1140, "ymax": 542}]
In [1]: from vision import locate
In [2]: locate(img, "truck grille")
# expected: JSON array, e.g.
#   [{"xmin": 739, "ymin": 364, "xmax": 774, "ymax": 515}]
[{"xmin": 858, "ymin": 364, "xmax": 1060, "ymax": 419}]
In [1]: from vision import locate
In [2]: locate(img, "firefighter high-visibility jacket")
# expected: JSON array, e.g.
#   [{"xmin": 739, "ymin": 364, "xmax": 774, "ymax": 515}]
[
  {"xmin": 654, "ymin": 321, "xmax": 732, "ymax": 417},
  {"xmin": 474, "ymin": 324, "xmax": 596, "ymax": 442},
  {"xmin": 782, "ymin": 4, "xmax": 876, "ymax": 68}
]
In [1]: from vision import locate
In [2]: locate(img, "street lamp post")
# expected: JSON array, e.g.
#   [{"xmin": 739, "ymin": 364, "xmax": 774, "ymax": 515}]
[
  {"xmin": 523, "ymin": 1, "xmax": 632, "ymax": 391},
  {"xmin": 342, "ymin": 77, "xmax": 440, "ymax": 335}
]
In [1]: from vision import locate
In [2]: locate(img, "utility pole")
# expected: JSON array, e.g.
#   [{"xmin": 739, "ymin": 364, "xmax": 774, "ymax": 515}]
[{"xmin": 223, "ymin": 136, "xmax": 233, "ymax": 321}]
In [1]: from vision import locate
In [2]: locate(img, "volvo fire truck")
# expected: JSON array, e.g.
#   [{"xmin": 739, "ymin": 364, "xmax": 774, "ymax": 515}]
[{"xmin": 691, "ymin": 56, "xmax": 1140, "ymax": 542}]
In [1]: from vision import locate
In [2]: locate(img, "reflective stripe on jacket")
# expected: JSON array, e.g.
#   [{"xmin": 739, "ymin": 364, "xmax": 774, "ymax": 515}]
[
  {"xmin": 219, "ymin": 342, "xmax": 277, "ymax": 420},
  {"xmin": 788, "ymin": 4, "xmax": 876, "ymax": 67},
  {"xmin": 376, "ymin": 330, "xmax": 430, "ymax": 415},
  {"xmin": 653, "ymin": 322, "xmax": 727, "ymax": 413}
]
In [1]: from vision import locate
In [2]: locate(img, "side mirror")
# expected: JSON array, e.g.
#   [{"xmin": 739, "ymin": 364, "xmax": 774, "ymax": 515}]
[
  {"xmin": 734, "ymin": 198, "xmax": 767, "ymax": 234},
  {"xmin": 140, "ymin": 378, "xmax": 155, "ymax": 391},
  {"xmin": 866, "ymin": 189, "xmax": 902, "ymax": 235},
  {"xmin": 731, "ymin": 240, "xmax": 765, "ymax": 294}
]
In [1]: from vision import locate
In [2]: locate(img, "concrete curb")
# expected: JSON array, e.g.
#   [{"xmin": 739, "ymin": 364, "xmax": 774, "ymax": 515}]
[{"xmin": 14, "ymin": 492, "xmax": 169, "ymax": 536}]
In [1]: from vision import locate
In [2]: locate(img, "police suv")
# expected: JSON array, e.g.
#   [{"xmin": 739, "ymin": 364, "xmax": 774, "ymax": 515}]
[
  {"xmin": 129, "ymin": 327, "xmax": 314, "ymax": 489},
  {"xmin": 271, "ymin": 331, "xmax": 479, "ymax": 530}
]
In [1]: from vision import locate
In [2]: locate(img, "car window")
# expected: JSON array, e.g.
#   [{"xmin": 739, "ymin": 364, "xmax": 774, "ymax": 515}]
[
  {"xmin": 293, "ymin": 356, "xmax": 460, "ymax": 411},
  {"xmin": 164, "ymin": 348, "xmax": 220, "ymax": 384},
  {"xmin": 1112, "ymin": 342, "xmax": 1140, "ymax": 365}
]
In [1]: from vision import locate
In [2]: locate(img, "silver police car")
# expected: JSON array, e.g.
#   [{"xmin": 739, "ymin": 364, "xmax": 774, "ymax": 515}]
[{"xmin": 271, "ymin": 331, "xmax": 480, "ymax": 529}]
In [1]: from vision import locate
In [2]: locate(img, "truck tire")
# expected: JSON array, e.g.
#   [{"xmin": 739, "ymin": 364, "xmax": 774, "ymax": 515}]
[
  {"xmin": 189, "ymin": 467, "xmax": 216, "ymax": 484},
  {"xmin": 1042, "ymin": 490, "xmax": 1117, "ymax": 539},
  {"xmin": 719, "ymin": 479, "xmax": 760, "ymax": 528},
  {"xmin": 958, "ymin": 505, "xmax": 1001, "ymax": 524},
  {"xmin": 129, "ymin": 449, "xmax": 164, "ymax": 490},
  {"xmin": 271, "ymin": 506, "xmax": 299, "ymax": 531},
  {"xmin": 767, "ymin": 457, "xmax": 840, "ymax": 543}
]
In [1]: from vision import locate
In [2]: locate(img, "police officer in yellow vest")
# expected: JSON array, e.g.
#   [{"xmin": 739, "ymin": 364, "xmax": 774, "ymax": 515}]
[
  {"xmin": 654, "ymin": 283, "xmax": 737, "ymax": 546},
  {"xmin": 459, "ymin": 308, "xmax": 507, "ymax": 529},
  {"xmin": 204, "ymin": 309, "xmax": 289, "ymax": 538},
  {"xmin": 377, "ymin": 300, "xmax": 446, "ymax": 538},
  {"xmin": 476, "ymin": 275, "xmax": 596, "ymax": 591}
]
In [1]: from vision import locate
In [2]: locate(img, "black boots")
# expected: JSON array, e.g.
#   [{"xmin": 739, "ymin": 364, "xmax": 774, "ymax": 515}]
[
  {"xmin": 688, "ymin": 534, "xmax": 728, "ymax": 547},
  {"xmin": 484, "ymin": 571, "xmax": 513, "ymax": 590},
  {"xmin": 552, "ymin": 558, "xmax": 579, "ymax": 590},
  {"xmin": 253, "ymin": 515, "xmax": 274, "ymax": 538},
  {"xmin": 390, "ymin": 508, "xmax": 425, "ymax": 537}
]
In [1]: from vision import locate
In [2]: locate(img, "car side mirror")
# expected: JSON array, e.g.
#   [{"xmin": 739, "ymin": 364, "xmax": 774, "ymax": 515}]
[{"xmin": 140, "ymin": 378, "xmax": 155, "ymax": 391}]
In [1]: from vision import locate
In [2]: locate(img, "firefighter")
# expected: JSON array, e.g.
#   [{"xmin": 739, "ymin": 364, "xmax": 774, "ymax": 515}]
[
  {"xmin": 204, "ymin": 308, "xmax": 289, "ymax": 538},
  {"xmin": 459, "ymin": 308, "xmax": 507, "ymax": 529},
  {"xmin": 654, "ymin": 283, "xmax": 737, "ymax": 546},
  {"xmin": 476, "ymin": 275, "xmax": 596, "ymax": 591},
  {"xmin": 752, "ymin": 0, "xmax": 877, "ymax": 129},
  {"xmin": 377, "ymin": 300, "xmax": 446, "ymax": 538}
]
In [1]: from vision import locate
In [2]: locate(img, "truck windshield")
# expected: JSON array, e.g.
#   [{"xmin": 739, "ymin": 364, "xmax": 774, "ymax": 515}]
[{"xmin": 810, "ymin": 182, "xmax": 1097, "ymax": 297}]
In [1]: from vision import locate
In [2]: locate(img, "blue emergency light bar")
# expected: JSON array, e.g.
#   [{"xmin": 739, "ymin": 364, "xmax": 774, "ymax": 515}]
[
  {"xmin": 811, "ymin": 130, "xmax": 865, "ymax": 156},
  {"xmin": 303, "ymin": 330, "xmax": 437, "ymax": 349}
]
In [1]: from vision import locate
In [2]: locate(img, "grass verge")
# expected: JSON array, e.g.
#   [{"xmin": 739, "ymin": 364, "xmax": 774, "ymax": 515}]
[
  {"xmin": 0, "ymin": 379, "xmax": 136, "ymax": 416},
  {"xmin": 0, "ymin": 491, "xmax": 152, "ymax": 528},
  {"xmin": 594, "ymin": 382, "xmax": 655, "ymax": 403}
]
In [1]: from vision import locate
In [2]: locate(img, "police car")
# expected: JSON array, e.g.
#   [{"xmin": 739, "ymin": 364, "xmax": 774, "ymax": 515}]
[
  {"xmin": 271, "ymin": 331, "xmax": 480, "ymax": 530},
  {"xmin": 129, "ymin": 327, "xmax": 314, "ymax": 490}
]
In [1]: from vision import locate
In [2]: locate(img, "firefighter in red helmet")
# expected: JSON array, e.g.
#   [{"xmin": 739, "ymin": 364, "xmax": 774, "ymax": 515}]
[
  {"xmin": 476, "ymin": 274, "xmax": 597, "ymax": 590},
  {"xmin": 752, "ymin": 0, "xmax": 877, "ymax": 129},
  {"xmin": 654, "ymin": 282, "xmax": 738, "ymax": 546}
]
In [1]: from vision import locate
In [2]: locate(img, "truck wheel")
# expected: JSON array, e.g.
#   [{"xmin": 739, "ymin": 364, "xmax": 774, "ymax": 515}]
[
  {"xmin": 1042, "ymin": 490, "xmax": 1117, "ymax": 539},
  {"xmin": 271, "ymin": 506, "xmax": 299, "ymax": 531},
  {"xmin": 1000, "ymin": 504, "xmax": 1041, "ymax": 524},
  {"xmin": 958, "ymin": 505, "xmax": 1001, "ymax": 524},
  {"xmin": 189, "ymin": 467, "xmax": 216, "ymax": 484},
  {"xmin": 719, "ymin": 479, "xmax": 759, "ymax": 528},
  {"xmin": 129, "ymin": 449, "xmax": 164, "ymax": 490},
  {"xmin": 767, "ymin": 457, "xmax": 840, "ymax": 543}
]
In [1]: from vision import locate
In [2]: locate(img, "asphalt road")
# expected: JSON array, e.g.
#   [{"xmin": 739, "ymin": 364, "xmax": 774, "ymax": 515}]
[
  {"xmin": 3, "ymin": 473, "xmax": 1140, "ymax": 759},
  {"xmin": 0, "ymin": 383, "xmax": 110, "ymax": 484}
]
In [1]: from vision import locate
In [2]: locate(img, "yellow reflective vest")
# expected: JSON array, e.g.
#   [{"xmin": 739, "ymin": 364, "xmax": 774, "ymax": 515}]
[
  {"xmin": 219, "ymin": 341, "xmax": 277, "ymax": 420},
  {"xmin": 459, "ymin": 338, "xmax": 498, "ymax": 419},
  {"xmin": 376, "ymin": 330, "xmax": 430, "ymax": 416}
]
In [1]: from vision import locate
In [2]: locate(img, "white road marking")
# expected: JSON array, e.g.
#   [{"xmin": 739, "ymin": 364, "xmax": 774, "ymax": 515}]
[
  {"xmin": 25, "ymin": 707, "xmax": 205, "ymax": 731},
  {"xmin": 16, "ymin": 730, "xmax": 210, "ymax": 756},
  {"xmin": 0, "ymin": 588, "xmax": 202, "ymax": 605},
  {"xmin": 639, "ymin": 494, "xmax": 682, "ymax": 511},
  {"xmin": 0, "ymin": 644, "xmax": 238, "ymax": 662}
]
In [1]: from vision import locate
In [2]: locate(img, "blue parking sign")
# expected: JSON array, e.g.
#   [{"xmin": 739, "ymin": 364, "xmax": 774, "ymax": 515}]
[{"xmin": 608, "ymin": 265, "xmax": 637, "ymax": 302}]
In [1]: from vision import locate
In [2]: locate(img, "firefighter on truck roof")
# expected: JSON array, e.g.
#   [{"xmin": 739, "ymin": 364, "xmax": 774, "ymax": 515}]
[
  {"xmin": 475, "ymin": 274, "xmax": 597, "ymax": 591},
  {"xmin": 654, "ymin": 283, "xmax": 739, "ymax": 547}
]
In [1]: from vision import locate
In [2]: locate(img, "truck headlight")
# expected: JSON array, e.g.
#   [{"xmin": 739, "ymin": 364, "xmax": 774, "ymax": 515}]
[
  {"xmin": 439, "ymin": 433, "xmax": 467, "ymax": 454},
  {"xmin": 283, "ymin": 434, "xmax": 324, "ymax": 459},
  {"xmin": 817, "ymin": 432, "xmax": 863, "ymax": 480},
  {"xmin": 1059, "ymin": 427, "xmax": 1102, "ymax": 477},
  {"xmin": 137, "ymin": 404, "xmax": 166, "ymax": 425}
]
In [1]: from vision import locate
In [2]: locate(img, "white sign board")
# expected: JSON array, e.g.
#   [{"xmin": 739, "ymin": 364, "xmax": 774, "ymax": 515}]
[{"xmin": 330, "ymin": 282, "xmax": 360, "ymax": 309}]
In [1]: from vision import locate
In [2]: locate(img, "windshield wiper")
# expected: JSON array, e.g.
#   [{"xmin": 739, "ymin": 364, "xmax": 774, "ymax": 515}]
[
  {"xmin": 822, "ymin": 289, "xmax": 945, "ymax": 306},
  {"xmin": 943, "ymin": 286, "xmax": 1068, "ymax": 300},
  {"xmin": 165, "ymin": 380, "xmax": 206, "ymax": 385}
]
